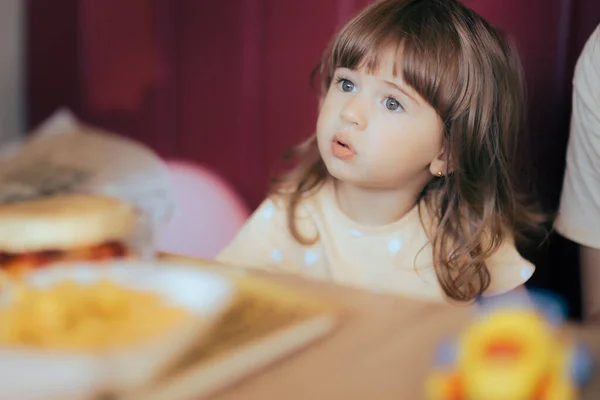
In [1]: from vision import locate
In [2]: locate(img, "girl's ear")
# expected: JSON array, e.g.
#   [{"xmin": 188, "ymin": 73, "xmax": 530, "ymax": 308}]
[{"xmin": 429, "ymin": 147, "xmax": 452, "ymax": 177}]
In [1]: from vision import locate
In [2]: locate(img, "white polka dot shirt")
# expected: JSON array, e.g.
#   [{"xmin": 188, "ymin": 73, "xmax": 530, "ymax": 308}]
[{"xmin": 216, "ymin": 180, "xmax": 536, "ymax": 301}]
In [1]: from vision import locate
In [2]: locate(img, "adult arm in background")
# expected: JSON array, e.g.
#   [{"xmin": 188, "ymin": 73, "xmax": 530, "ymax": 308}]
[{"xmin": 555, "ymin": 26, "xmax": 600, "ymax": 323}]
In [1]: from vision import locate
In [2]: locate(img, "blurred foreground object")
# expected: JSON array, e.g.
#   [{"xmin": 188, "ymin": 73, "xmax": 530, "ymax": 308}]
[
  {"xmin": 156, "ymin": 160, "xmax": 249, "ymax": 259},
  {"xmin": 0, "ymin": 277, "xmax": 190, "ymax": 350},
  {"xmin": 0, "ymin": 261, "xmax": 235, "ymax": 400},
  {"xmin": 427, "ymin": 291, "xmax": 594, "ymax": 400},
  {"xmin": 0, "ymin": 194, "xmax": 136, "ymax": 276},
  {"xmin": 0, "ymin": 109, "xmax": 174, "ymax": 258}
]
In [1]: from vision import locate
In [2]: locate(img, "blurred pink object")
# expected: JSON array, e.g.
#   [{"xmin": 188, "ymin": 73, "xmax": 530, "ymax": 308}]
[{"xmin": 156, "ymin": 160, "xmax": 249, "ymax": 259}]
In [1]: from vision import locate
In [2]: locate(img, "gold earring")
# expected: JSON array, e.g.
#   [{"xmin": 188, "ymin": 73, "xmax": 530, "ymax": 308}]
[{"xmin": 437, "ymin": 171, "xmax": 443, "ymax": 177}]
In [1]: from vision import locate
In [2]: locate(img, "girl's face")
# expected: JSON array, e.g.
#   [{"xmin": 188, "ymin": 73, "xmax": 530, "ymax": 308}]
[{"xmin": 316, "ymin": 48, "xmax": 445, "ymax": 191}]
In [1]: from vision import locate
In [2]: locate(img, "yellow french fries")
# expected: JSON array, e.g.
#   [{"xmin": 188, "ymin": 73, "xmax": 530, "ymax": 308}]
[{"xmin": 0, "ymin": 279, "xmax": 190, "ymax": 351}]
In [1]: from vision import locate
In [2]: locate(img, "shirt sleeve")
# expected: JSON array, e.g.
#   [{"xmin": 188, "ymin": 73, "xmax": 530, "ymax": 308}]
[
  {"xmin": 555, "ymin": 25, "xmax": 600, "ymax": 249},
  {"xmin": 215, "ymin": 197, "xmax": 291, "ymax": 272},
  {"xmin": 483, "ymin": 236, "xmax": 536, "ymax": 296}
]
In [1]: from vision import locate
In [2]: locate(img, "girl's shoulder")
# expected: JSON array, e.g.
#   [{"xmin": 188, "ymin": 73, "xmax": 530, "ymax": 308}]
[{"xmin": 483, "ymin": 233, "xmax": 536, "ymax": 296}]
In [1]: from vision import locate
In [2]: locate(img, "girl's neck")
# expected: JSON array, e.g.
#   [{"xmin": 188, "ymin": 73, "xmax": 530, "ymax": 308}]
[{"xmin": 333, "ymin": 179, "xmax": 422, "ymax": 226}]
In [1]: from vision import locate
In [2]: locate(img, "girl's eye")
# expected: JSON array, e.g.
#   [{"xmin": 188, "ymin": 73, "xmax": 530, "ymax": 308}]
[
  {"xmin": 337, "ymin": 78, "xmax": 356, "ymax": 93},
  {"xmin": 383, "ymin": 97, "xmax": 403, "ymax": 112}
]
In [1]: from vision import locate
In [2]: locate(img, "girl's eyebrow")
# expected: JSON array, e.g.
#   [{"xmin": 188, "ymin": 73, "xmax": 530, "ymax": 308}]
[{"xmin": 383, "ymin": 80, "xmax": 420, "ymax": 105}]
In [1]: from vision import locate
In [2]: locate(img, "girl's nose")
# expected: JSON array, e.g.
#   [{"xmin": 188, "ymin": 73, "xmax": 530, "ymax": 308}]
[{"xmin": 340, "ymin": 96, "xmax": 367, "ymax": 130}]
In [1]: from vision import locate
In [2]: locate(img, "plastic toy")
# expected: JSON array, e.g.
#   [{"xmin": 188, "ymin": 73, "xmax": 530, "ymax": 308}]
[{"xmin": 426, "ymin": 291, "xmax": 594, "ymax": 400}]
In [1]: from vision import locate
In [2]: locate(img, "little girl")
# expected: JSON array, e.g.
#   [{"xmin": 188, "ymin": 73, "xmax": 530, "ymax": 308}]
[{"xmin": 217, "ymin": 0, "xmax": 543, "ymax": 302}]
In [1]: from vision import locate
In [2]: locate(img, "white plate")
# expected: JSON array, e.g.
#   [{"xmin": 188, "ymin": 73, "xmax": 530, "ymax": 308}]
[{"xmin": 0, "ymin": 261, "xmax": 236, "ymax": 400}]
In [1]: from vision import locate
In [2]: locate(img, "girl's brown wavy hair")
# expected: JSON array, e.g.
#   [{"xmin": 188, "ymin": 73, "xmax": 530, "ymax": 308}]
[{"xmin": 271, "ymin": 0, "xmax": 546, "ymax": 301}]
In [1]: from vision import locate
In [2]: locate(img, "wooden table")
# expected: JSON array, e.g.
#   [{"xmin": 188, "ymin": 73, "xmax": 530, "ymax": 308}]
[{"xmin": 162, "ymin": 255, "xmax": 600, "ymax": 399}]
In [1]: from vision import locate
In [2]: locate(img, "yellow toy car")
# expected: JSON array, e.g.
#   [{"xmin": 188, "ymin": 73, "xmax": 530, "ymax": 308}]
[{"xmin": 426, "ymin": 295, "xmax": 593, "ymax": 400}]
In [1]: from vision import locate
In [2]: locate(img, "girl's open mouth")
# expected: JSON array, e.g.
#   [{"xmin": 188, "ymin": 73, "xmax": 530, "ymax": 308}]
[{"xmin": 331, "ymin": 136, "xmax": 355, "ymax": 160}]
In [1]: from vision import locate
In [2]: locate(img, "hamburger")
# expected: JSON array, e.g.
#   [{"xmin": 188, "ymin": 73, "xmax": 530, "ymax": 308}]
[{"xmin": 0, "ymin": 194, "xmax": 136, "ymax": 274}]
